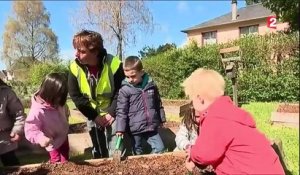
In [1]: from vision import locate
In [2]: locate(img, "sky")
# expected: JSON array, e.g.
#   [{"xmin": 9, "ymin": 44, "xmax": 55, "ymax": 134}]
[{"xmin": 0, "ymin": 1, "xmax": 246, "ymax": 70}]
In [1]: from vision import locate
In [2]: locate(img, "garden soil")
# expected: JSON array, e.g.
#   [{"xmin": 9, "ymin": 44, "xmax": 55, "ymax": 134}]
[
  {"xmin": 3, "ymin": 155, "xmax": 203, "ymax": 175},
  {"xmin": 277, "ymin": 104, "xmax": 299, "ymax": 113}
]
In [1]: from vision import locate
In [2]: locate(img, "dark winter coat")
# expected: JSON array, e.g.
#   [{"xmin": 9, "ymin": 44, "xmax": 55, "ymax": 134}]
[
  {"xmin": 0, "ymin": 79, "xmax": 26, "ymax": 155},
  {"xmin": 116, "ymin": 74, "xmax": 166, "ymax": 135}
]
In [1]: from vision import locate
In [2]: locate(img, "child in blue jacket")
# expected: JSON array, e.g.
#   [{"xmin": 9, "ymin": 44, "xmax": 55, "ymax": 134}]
[{"xmin": 116, "ymin": 56, "xmax": 165, "ymax": 155}]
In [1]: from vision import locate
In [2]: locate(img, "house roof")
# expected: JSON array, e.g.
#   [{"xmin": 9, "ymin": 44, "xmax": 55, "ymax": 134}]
[{"xmin": 182, "ymin": 3, "xmax": 274, "ymax": 33}]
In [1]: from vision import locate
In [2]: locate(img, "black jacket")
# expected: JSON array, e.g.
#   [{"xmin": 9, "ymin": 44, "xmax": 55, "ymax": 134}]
[
  {"xmin": 116, "ymin": 75, "xmax": 166, "ymax": 135},
  {"xmin": 68, "ymin": 52, "xmax": 125, "ymax": 121},
  {"xmin": 0, "ymin": 79, "xmax": 26, "ymax": 154}
]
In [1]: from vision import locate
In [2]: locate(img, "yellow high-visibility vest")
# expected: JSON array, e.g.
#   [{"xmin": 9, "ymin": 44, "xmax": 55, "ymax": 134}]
[{"xmin": 70, "ymin": 55, "xmax": 121, "ymax": 116}]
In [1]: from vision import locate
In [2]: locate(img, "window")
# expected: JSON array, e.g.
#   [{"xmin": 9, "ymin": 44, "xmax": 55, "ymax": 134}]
[
  {"xmin": 202, "ymin": 31, "xmax": 217, "ymax": 45},
  {"xmin": 239, "ymin": 25, "xmax": 258, "ymax": 37}
]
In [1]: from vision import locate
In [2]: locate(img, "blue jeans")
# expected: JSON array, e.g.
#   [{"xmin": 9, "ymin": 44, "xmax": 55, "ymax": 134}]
[{"xmin": 131, "ymin": 131, "xmax": 165, "ymax": 155}]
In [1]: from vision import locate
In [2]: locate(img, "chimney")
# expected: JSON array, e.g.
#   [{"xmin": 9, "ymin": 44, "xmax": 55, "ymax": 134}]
[{"xmin": 232, "ymin": 0, "xmax": 237, "ymax": 21}]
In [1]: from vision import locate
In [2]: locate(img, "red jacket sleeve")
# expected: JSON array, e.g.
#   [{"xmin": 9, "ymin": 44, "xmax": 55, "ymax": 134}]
[{"xmin": 190, "ymin": 117, "xmax": 233, "ymax": 165}]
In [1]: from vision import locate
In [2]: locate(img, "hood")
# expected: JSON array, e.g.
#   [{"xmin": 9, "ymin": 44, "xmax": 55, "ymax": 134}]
[
  {"xmin": 122, "ymin": 73, "xmax": 154, "ymax": 89},
  {"xmin": 201, "ymin": 96, "xmax": 256, "ymax": 128},
  {"xmin": 31, "ymin": 94, "xmax": 55, "ymax": 110}
]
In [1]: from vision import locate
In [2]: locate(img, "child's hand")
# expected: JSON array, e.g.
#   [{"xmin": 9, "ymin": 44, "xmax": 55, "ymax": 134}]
[
  {"xmin": 39, "ymin": 137, "xmax": 53, "ymax": 147},
  {"xmin": 185, "ymin": 158, "xmax": 195, "ymax": 172},
  {"xmin": 204, "ymin": 165, "xmax": 214, "ymax": 172},
  {"xmin": 116, "ymin": 132, "xmax": 124, "ymax": 137},
  {"xmin": 184, "ymin": 144, "xmax": 191, "ymax": 154},
  {"xmin": 10, "ymin": 132, "xmax": 21, "ymax": 142}
]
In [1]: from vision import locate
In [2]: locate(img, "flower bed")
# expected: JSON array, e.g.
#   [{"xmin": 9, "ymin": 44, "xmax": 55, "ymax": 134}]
[{"xmin": 270, "ymin": 103, "xmax": 299, "ymax": 128}]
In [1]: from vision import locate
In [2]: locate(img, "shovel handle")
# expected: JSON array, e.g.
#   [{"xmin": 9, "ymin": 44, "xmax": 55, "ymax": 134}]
[{"xmin": 115, "ymin": 135, "xmax": 122, "ymax": 149}]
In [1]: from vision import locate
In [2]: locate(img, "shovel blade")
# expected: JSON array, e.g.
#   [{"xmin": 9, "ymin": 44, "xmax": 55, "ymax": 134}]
[{"xmin": 113, "ymin": 150, "xmax": 122, "ymax": 163}]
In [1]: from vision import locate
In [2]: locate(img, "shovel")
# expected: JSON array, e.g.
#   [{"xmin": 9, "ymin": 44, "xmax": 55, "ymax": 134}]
[{"xmin": 113, "ymin": 135, "xmax": 122, "ymax": 163}]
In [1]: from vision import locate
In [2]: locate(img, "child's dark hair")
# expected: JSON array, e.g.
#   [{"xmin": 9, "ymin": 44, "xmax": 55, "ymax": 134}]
[
  {"xmin": 181, "ymin": 102, "xmax": 198, "ymax": 132},
  {"xmin": 123, "ymin": 56, "xmax": 143, "ymax": 71},
  {"xmin": 37, "ymin": 72, "xmax": 68, "ymax": 106}
]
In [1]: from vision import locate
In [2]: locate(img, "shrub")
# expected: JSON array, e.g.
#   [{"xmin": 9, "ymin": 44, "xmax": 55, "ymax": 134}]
[
  {"xmin": 143, "ymin": 32, "xmax": 299, "ymax": 102},
  {"xmin": 28, "ymin": 62, "xmax": 68, "ymax": 86},
  {"xmin": 7, "ymin": 62, "xmax": 69, "ymax": 102}
]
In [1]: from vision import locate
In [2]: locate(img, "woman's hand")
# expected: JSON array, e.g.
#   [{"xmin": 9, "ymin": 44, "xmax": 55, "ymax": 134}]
[{"xmin": 95, "ymin": 114, "xmax": 115, "ymax": 127}]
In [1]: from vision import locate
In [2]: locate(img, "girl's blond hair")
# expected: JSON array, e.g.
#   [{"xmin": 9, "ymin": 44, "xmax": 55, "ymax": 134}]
[{"xmin": 182, "ymin": 68, "xmax": 225, "ymax": 100}]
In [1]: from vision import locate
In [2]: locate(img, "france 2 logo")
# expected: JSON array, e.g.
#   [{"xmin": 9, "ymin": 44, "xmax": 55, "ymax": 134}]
[{"xmin": 267, "ymin": 16, "xmax": 277, "ymax": 29}]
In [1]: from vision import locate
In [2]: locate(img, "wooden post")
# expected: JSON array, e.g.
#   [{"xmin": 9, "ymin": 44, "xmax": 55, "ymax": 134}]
[
  {"xmin": 232, "ymin": 77, "xmax": 238, "ymax": 106},
  {"xmin": 220, "ymin": 46, "xmax": 241, "ymax": 106}
]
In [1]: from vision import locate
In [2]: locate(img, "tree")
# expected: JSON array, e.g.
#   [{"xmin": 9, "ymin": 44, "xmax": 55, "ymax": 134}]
[
  {"xmin": 139, "ymin": 43, "xmax": 177, "ymax": 59},
  {"xmin": 245, "ymin": 0, "xmax": 299, "ymax": 31},
  {"xmin": 138, "ymin": 46, "xmax": 156, "ymax": 58},
  {"xmin": 2, "ymin": 1, "xmax": 59, "ymax": 69},
  {"xmin": 73, "ymin": 1, "xmax": 154, "ymax": 60},
  {"xmin": 245, "ymin": 0, "xmax": 261, "ymax": 6}
]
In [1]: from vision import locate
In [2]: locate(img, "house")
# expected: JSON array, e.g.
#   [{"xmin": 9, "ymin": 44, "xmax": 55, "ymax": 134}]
[{"xmin": 181, "ymin": 2, "xmax": 289, "ymax": 47}]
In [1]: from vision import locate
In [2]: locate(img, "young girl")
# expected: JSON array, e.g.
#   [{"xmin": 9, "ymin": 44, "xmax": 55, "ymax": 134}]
[
  {"xmin": 175, "ymin": 103, "xmax": 198, "ymax": 152},
  {"xmin": 0, "ymin": 78, "xmax": 26, "ymax": 166},
  {"xmin": 25, "ymin": 73, "xmax": 70, "ymax": 163}
]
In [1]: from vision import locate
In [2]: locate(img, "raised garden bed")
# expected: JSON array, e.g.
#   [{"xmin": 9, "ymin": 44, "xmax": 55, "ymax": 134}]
[
  {"xmin": 162, "ymin": 99, "xmax": 189, "ymax": 117},
  {"xmin": 270, "ymin": 103, "xmax": 299, "ymax": 128},
  {"xmin": 14, "ymin": 121, "xmax": 181, "ymax": 165},
  {"xmin": 3, "ymin": 152, "xmax": 205, "ymax": 175},
  {"xmin": 162, "ymin": 99, "xmax": 189, "ymax": 106},
  {"xmin": 67, "ymin": 121, "xmax": 181, "ymax": 155}
]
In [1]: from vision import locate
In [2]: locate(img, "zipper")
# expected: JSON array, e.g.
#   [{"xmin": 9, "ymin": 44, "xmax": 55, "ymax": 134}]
[{"xmin": 141, "ymin": 90, "xmax": 150, "ymax": 129}]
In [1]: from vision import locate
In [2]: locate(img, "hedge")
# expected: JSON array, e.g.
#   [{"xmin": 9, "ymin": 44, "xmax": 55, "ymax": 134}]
[{"xmin": 143, "ymin": 32, "xmax": 299, "ymax": 102}]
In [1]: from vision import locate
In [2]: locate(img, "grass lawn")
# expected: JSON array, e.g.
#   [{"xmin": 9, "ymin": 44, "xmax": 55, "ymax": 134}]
[{"xmin": 242, "ymin": 102, "xmax": 299, "ymax": 175}]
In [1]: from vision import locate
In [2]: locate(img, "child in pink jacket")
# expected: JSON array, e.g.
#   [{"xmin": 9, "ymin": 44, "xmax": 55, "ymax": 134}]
[{"xmin": 25, "ymin": 73, "xmax": 70, "ymax": 163}]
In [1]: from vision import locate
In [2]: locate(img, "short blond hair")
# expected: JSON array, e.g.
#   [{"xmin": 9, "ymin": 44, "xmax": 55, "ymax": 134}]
[{"xmin": 182, "ymin": 68, "xmax": 225, "ymax": 100}]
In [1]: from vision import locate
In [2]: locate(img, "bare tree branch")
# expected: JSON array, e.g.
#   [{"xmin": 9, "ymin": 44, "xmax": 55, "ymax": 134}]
[{"xmin": 71, "ymin": 0, "xmax": 154, "ymax": 60}]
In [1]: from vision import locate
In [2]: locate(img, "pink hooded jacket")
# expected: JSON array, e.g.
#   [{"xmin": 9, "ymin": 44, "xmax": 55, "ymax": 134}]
[{"xmin": 25, "ymin": 95, "xmax": 69, "ymax": 152}]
